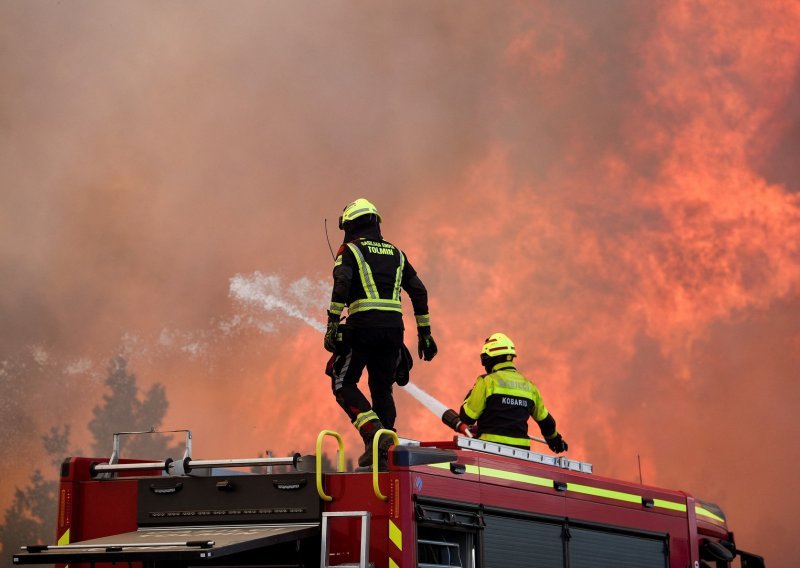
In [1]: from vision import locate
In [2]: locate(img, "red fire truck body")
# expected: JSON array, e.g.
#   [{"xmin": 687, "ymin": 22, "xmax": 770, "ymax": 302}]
[{"xmin": 13, "ymin": 433, "xmax": 764, "ymax": 568}]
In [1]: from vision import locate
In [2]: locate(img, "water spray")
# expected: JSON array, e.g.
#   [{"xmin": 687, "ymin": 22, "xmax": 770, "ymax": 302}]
[
  {"xmin": 229, "ymin": 274, "xmax": 546, "ymax": 443},
  {"xmin": 403, "ymin": 383, "xmax": 472, "ymax": 437},
  {"xmin": 230, "ymin": 276, "xmax": 458, "ymax": 433},
  {"xmin": 229, "ymin": 273, "xmax": 328, "ymax": 333},
  {"xmin": 401, "ymin": 382, "xmax": 448, "ymax": 417}
]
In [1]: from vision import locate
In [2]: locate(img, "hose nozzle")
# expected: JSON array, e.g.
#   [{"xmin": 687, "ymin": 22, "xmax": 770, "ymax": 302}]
[{"xmin": 442, "ymin": 409, "xmax": 473, "ymax": 437}]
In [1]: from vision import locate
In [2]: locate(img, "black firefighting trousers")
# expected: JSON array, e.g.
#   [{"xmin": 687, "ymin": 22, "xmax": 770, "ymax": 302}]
[{"xmin": 326, "ymin": 327, "xmax": 404, "ymax": 431}]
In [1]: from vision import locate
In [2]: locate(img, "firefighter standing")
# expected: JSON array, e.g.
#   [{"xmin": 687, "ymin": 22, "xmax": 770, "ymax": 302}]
[
  {"xmin": 325, "ymin": 198, "xmax": 438, "ymax": 469},
  {"xmin": 445, "ymin": 332, "xmax": 568, "ymax": 453}
]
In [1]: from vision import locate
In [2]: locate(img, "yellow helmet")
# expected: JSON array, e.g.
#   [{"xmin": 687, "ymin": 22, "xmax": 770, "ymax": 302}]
[
  {"xmin": 481, "ymin": 332, "xmax": 516, "ymax": 363},
  {"xmin": 339, "ymin": 198, "xmax": 382, "ymax": 229}
]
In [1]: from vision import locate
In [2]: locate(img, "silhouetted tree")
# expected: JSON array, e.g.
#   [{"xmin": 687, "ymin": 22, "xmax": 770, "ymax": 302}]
[
  {"xmin": 1, "ymin": 358, "xmax": 177, "ymax": 565},
  {"xmin": 89, "ymin": 356, "xmax": 182, "ymax": 460},
  {"xmin": 0, "ymin": 426, "xmax": 69, "ymax": 565}
]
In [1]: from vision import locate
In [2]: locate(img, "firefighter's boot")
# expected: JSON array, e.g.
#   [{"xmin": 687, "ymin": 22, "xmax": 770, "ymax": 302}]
[
  {"xmin": 356, "ymin": 417, "xmax": 384, "ymax": 468},
  {"xmin": 376, "ymin": 435, "xmax": 393, "ymax": 471},
  {"xmin": 357, "ymin": 440, "xmax": 373, "ymax": 469},
  {"xmin": 358, "ymin": 432, "xmax": 393, "ymax": 471}
]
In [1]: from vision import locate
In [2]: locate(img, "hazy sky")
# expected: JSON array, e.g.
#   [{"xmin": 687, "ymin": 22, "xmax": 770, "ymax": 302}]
[{"xmin": 1, "ymin": 1, "xmax": 798, "ymax": 563}]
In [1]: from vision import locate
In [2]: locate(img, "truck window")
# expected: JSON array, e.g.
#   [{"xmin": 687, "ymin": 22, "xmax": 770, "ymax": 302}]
[
  {"xmin": 418, "ymin": 526, "xmax": 476, "ymax": 568},
  {"xmin": 416, "ymin": 502, "xmax": 482, "ymax": 568}
]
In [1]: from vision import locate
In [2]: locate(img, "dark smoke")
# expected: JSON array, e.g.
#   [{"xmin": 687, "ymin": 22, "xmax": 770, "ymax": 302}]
[{"xmin": 1, "ymin": 2, "xmax": 798, "ymax": 563}]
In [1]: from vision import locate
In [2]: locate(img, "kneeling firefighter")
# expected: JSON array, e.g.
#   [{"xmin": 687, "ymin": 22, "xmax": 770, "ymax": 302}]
[
  {"xmin": 443, "ymin": 332, "xmax": 568, "ymax": 453},
  {"xmin": 324, "ymin": 198, "xmax": 438, "ymax": 470}
]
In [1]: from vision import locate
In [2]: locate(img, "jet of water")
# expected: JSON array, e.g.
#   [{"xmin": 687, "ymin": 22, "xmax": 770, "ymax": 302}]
[
  {"xmin": 229, "ymin": 271, "xmax": 454, "ymax": 426},
  {"xmin": 229, "ymin": 272, "xmax": 328, "ymax": 333},
  {"xmin": 401, "ymin": 382, "xmax": 449, "ymax": 417}
]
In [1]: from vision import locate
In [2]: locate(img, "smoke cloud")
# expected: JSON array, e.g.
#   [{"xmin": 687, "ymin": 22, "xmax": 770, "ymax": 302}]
[{"xmin": 1, "ymin": 1, "xmax": 798, "ymax": 563}]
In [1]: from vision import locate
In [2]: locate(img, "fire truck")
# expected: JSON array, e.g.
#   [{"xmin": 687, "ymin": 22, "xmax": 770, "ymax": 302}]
[{"xmin": 13, "ymin": 427, "xmax": 765, "ymax": 568}]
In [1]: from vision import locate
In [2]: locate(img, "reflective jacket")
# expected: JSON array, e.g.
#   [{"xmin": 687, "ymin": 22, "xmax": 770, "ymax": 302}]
[
  {"xmin": 458, "ymin": 361, "xmax": 555, "ymax": 448},
  {"xmin": 328, "ymin": 235, "xmax": 430, "ymax": 330}
]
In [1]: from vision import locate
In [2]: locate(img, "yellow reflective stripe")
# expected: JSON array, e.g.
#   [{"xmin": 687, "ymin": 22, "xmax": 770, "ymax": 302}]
[
  {"xmin": 479, "ymin": 433, "xmax": 531, "ymax": 447},
  {"xmin": 334, "ymin": 255, "xmax": 343, "ymax": 267},
  {"xmin": 462, "ymin": 378, "xmax": 487, "ymax": 420},
  {"xmin": 389, "ymin": 559, "xmax": 400, "ymax": 568},
  {"xmin": 389, "ymin": 519, "xmax": 402, "ymax": 551},
  {"xmin": 328, "ymin": 302, "xmax": 345, "ymax": 315},
  {"xmin": 696, "ymin": 503, "xmax": 725, "ymax": 523},
  {"xmin": 58, "ymin": 527, "xmax": 70, "ymax": 546},
  {"xmin": 343, "ymin": 205, "xmax": 375, "ymax": 222},
  {"xmin": 557, "ymin": 483, "xmax": 687, "ymax": 513},
  {"xmin": 427, "ymin": 464, "xmax": 687, "ymax": 514},
  {"xmin": 654, "ymin": 498, "xmax": 687, "ymax": 513},
  {"xmin": 349, "ymin": 299, "xmax": 403, "ymax": 313},
  {"xmin": 347, "ymin": 243, "xmax": 379, "ymax": 299},
  {"xmin": 354, "ymin": 305, "xmax": 402, "ymax": 313},
  {"xmin": 568, "ymin": 482, "xmax": 642, "ymax": 504},
  {"xmin": 487, "ymin": 385, "xmax": 535, "ymax": 400},
  {"xmin": 428, "ymin": 462, "xmax": 480, "ymax": 475},
  {"xmin": 393, "ymin": 253, "xmax": 404, "ymax": 301},
  {"xmin": 415, "ymin": 314, "xmax": 430, "ymax": 327},
  {"xmin": 353, "ymin": 410, "xmax": 379, "ymax": 430},
  {"xmin": 479, "ymin": 465, "xmax": 553, "ymax": 488}
]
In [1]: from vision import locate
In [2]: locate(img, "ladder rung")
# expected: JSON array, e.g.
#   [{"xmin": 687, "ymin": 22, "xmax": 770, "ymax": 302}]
[{"xmin": 455, "ymin": 437, "xmax": 593, "ymax": 473}]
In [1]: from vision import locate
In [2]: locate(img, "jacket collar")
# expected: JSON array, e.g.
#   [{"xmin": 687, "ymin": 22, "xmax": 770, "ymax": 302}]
[
  {"xmin": 344, "ymin": 223, "xmax": 382, "ymax": 243},
  {"xmin": 491, "ymin": 361, "xmax": 517, "ymax": 372}
]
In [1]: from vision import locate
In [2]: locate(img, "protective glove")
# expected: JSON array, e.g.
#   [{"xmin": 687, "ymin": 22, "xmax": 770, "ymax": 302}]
[
  {"xmin": 546, "ymin": 433, "xmax": 568, "ymax": 454},
  {"xmin": 394, "ymin": 344, "xmax": 414, "ymax": 386},
  {"xmin": 417, "ymin": 332, "xmax": 438, "ymax": 361},
  {"xmin": 323, "ymin": 320, "xmax": 339, "ymax": 353}
]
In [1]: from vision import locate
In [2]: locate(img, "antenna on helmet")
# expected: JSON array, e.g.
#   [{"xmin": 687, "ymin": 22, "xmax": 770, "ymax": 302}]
[{"xmin": 324, "ymin": 218, "xmax": 335, "ymax": 260}]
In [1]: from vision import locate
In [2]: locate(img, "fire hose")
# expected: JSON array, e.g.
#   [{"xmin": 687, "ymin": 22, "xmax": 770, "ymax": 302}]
[{"xmin": 441, "ymin": 408, "xmax": 546, "ymax": 444}]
